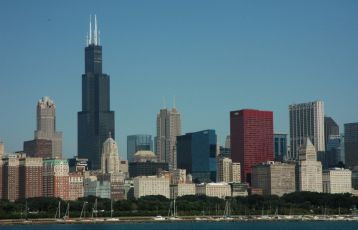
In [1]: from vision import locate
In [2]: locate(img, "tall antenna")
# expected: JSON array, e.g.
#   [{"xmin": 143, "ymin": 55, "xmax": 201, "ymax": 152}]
[
  {"xmin": 89, "ymin": 15, "xmax": 92, "ymax": 45},
  {"xmin": 162, "ymin": 97, "xmax": 167, "ymax": 109},
  {"xmin": 94, "ymin": 14, "xmax": 98, "ymax": 45},
  {"xmin": 173, "ymin": 96, "xmax": 176, "ymax": 109}
]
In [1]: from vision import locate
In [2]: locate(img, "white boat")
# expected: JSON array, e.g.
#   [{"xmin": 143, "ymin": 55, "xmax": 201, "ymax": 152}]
[{"xmin": 153, "ymin": 215, "xmax": 165, "ymax": 221}]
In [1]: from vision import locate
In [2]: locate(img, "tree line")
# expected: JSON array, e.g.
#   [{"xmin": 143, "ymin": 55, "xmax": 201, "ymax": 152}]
[{"xmin": 0, "ymin": 192, "xmax": 358, "ymax": 219}]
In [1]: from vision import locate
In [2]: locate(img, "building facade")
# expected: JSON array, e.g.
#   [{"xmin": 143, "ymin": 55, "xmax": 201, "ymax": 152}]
[
  {"xmin": 78, "ymin": 16, "xmax": 115, "ymax": 170},
  {"xmin": 0, "ymin": 142, "xmax": 3, "ymax": 199},
  {"xmin": 195, "ymin": 183, "xmax": 231, "ymax": 198},
  {"xmin": 216, "ymin": 156, "xmax": 232, "ymax": 183},
  {"xmin": 127, "ymin": 135, "xmax": 153, "ymax": 162},
  {"xmin": 101, "ymin": 135, "xmax": 121, "ymax": 174},
  {"xmin": 289, "ymin": 101, "xmax": 325, "ymax": 160},
  {"xmin": 344, "ymin": 123, "xmax": 358, "ymax": 168},
  {"xmin": 23, "ymin": 139, "xmax": 52, "ymax": 159},
  {"xmin": 274, "ymin": 134, "xmax": 288, "ymax": 161},
  {"xmin": 296, "ymin": 138, "xmax": 323, "ymax": 192},
  {"xmin": 68, "ymin": 173, "xmax": 84, "ymax": 201},
  {"xmin": 43, "ymin": 159, "xmax": 69, "ymax": 200},
  {"xmin": 324, "ymin": 117, "xmax": 339, "ymax": 149},
  {"xmin": 252, "ymin": 161, "xmax": 295, "ymax": 196},
  {"xmin": 33, "ymin": 96, "xmax": 63, "ymax": 159},
  {"xmin": 177, "ymin": 130, "xmax": 217, "ymax": 182},
  {"xmin": 323, "ymin": 168, "xmax": 352, "ymax": 194},
  {"xmin": 170, "ymin": 183, "xmax": 196, "ymax": 199},
  {"xmin": 133, "ymin": 176, "xmax": 170, "ymax": 199},
  {"xmin": 156, "ymin": 107, "xmax": 181, "ymax": 169},
  {"xmin": 19, "ymin": 157, "xmax": 43, "ymax": 199},
  {"xmin": 230, "ymin": 109, "xmax": 274, "ymax": 184},
  {"xmin": 2, "ymin": 154, "xmax": 20, "ymax": 201}
]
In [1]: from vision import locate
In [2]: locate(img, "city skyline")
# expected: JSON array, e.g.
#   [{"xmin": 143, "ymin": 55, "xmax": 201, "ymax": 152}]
[{"xmin": 1, "ymin": 1, "xmax": 358, "ymax": 159}]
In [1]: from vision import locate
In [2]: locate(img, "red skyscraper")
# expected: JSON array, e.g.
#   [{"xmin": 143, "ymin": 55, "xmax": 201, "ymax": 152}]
[{"xmin": 230, "ymin": 109, "xmax": 274, "ymax": 184}]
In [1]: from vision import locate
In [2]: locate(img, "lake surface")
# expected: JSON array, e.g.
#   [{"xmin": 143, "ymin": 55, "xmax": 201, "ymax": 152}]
[{"xmin": 1, "ymin": 221, "xmax": 358, "ymax": 230}]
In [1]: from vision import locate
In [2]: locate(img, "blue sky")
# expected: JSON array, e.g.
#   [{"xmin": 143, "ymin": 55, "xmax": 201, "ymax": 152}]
[{"xmin": 0, "ymin": 0, "xmax": 357, "ymax": 159}]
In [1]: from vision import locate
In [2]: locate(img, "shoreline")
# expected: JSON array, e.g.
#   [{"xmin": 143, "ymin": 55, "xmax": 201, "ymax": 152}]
[{"xmin": 1, "ymin": 215, "xmax": 358, "ymax": 225}]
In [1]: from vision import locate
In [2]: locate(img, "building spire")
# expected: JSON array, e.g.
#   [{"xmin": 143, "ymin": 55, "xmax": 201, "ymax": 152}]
[
  {"xmin": 94, "ymin": 14, "xmax": 98, "ymax": 45},
  {"xmin": 87, "ymin": 14, "xmax": 100, "ymax": 46},
  {"xmin": 89, "ymin": 15, "xmax": 92, "ymax": 45}
]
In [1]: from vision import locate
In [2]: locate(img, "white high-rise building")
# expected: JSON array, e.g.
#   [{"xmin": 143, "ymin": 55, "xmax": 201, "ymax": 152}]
[
  {"xmin": 296, "ymin": 138, "xmax": 323, "ymax": 192},
  {"xmin": 289, "ymin": 101, "xmax": 325, "ymax": 160},
  {"xmin": 323, "ymin": 168, "xmax": 352, "ymax": 194},
  {"xmin": 101, "ymin": 134, "xmax": 121, "ymax": 174},
  {"xmin": 34, "ymin": 96, "xmax": 63, "ymax": 159},
  {"xmin": 217, "ymin": 156, "xmax": 232, "ymax": 183},
  {"xmin": 232, "ymin": 163, "xmax": 241, "ymax": 182},
  {"xmin": 156, "ymin": 106, "xmax": 181, "ymax": 169}
]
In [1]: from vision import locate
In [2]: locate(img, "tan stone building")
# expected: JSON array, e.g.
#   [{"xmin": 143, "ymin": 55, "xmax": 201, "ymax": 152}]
[
  {"xmin": 68, "ymin": 173, "xmax": 84, "ymax": 200},
  {"xmin": 196, "ymin": 182, "xmax": 231, "ymax": 198},
  {"xmin": 252, "ymin": 161, "xmax": 295, "ymax": 196},
  {"xmin": 323, "ymin": 168, "xmax": 352, "ymax": 194},
  {"xmin": 296, "ymin": 138, "xmax": 323, "ymax": 192},
  {"xmin": 156, "ymin": 107, "xmax": 181, "ymax": 169},
  {"xmin": 133, "ymin": 176, "xmax": 170, "ymax": 198},
  {"xmin": 232, "ymin": 163, "xmax": 241, "ymax": 183},
  {"xmin": 170, "ymin": 183, "xmax": 196, "ymax": 199},
  {"xmin": 217, "ymin": 156, "xmax": 232, "ymax": 183}
]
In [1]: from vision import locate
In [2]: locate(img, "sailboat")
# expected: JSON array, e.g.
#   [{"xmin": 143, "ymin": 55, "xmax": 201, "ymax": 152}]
[
  {"xmin": 106, "ymin": 199, "xmax": 119, "ymax": 221},
  {"xmin": 168, "ymin": 199, "xmax": 181, "ymax": 220},
  {"xmin": 80, "ymin": 201, "xmax": 91, "ymax": 222},
  {"xmin": 54, "ymin": 201, "xmax": 63, "ymax": 222},
  {"xmin": 62, "ymin": 202, "xmax": 74, "ymax": 222},
  {"xmin": 92, "ymin": 198, "xmax": 104, "ymax": 222},
  {"xmin": 222, "ymin": 200, "xmax": 233, "ymax": 220}
]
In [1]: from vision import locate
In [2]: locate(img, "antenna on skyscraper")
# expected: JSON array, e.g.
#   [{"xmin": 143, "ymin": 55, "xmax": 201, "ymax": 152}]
[
  {"xmin": 162, "ymin": 97, "xmax": 167, "ymax": 109},
  {"xmin": 94, "ymin": 14, "xmax": 98, "ymax": 45},
  {"xmin": 89, "ymin": 15, "xmax": 92, "ymax": 45},
  {"xmin": 173, "ymin": 96, "xmax": 176, "ymax": 109}
]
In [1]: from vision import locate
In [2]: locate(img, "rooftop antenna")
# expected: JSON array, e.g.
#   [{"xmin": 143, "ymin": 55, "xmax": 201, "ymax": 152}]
[
  {"xmin": 162, "ymin": 97, "xmax": 167, "ymax": 109},
  {"xmin": 94, "ymin": 14, "xmax": 98, "ymax": 45},
  {"xmin": 86, "ymin": 33, "xmax": 89, "ymax": 46},
  {"xmin": 98, "ymin": 30, "xmax": 101, "ymax": 45},
  {"xmin": 173, "ymin": 96, "xmax": 176, "ymax": 109},
  {"xmin": 89, "ymin": 15, "xmax": 92, "ymax": 45}
]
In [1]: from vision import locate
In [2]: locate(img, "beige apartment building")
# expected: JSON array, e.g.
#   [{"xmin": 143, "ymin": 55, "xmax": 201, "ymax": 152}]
[
  {"xmin": 252, "ymin": 161, "xmax": 295, "ymax": 196},
  {"xmin": 323, "ymin": 168, "xmax": 352, "ymax": 194}
]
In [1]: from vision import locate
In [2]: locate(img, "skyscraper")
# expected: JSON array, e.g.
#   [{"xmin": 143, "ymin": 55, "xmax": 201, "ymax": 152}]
[
  {"xmin": 296, "ymin": 138, "xmax": 323, "ymax": 192},
  {"xmin": 34, "ymin": 96, "xmax": 63, "ymax": 159},
  {"xmin": 344, "ymin": 122, "xmax": 358, "ymax": 168},
  {"xmin": 274, "ymin": 134, "xmax": 288, "ymax": 161},
  {"xmin": 230, "ymin": 109, "xmax": 274, "ymax": 184},
  {"xmin": 177, "ymin": 130, "xmax": 217, "ymax": 182},
  {"xmin": 324, "ymin": 116, "xmax": 339, "ymax": 148},
  {"xmin": 289, "ymin": 101, "xmax": 325, "ymax": 160},
  {"xmin": 156, "ymin": 106, "xmax": 181, "ymax": 169},
  {"xmin": 127, "ymin": 135, "xmax": 153, "ymax": 162},
  {"xmin": 0, "ymin": 142, "xmax": 4, "ymax": 199},
  {"xmin": 78, "ymin": 15, "xmax": 115, "ymax": 169}
]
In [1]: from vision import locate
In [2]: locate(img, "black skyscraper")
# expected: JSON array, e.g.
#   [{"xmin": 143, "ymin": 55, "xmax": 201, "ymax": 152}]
[{"xmin": 78, "ymin": 16, "xmax": 115, "ymax": 169}]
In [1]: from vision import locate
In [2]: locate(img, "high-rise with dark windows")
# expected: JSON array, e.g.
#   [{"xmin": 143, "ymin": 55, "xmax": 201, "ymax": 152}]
[
  {"xmin": 344, "ymin": 122, "xmax": 358, "ymax": 168},
  {"xmin": 78, "ymin": 15, "xmax": 115, "ymax": 169},
  {"xmin": 177, "ymin": 130, "xmax": 217, "ymax": 183}
]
